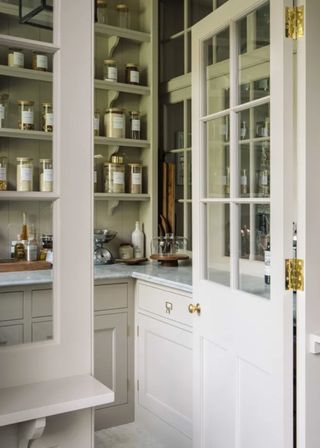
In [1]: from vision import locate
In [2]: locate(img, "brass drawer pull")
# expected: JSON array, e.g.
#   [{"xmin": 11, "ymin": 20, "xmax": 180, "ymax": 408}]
[
  {"xmin": 165, "ymin": 301, "xmax": 173, "ymax": 314},
  {"xmin": 188, "ymin": 303, "xmax": 201, "ymax": 314}
]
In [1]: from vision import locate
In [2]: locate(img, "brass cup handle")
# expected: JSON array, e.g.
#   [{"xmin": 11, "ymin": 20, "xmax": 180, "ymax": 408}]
[{"xmin": 188, "ymin": 303, "xmax": 201, "ymax": 314}]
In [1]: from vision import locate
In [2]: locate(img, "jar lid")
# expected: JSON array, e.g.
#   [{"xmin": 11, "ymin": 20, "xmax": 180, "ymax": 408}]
[
  {"xmin": 97, "ymin": 0, "xmax": 107, "ymax": 5},
  {"xmin": 17, "ymin": 100, "xmax": 34, "ymax": 106},
  {"xmin": 110, "ymin": 154, "xmax": 125, "ymax": 164},
  {"xmin": 39, "ymin": 158, "xmax": 52, "ymax": 163},
  {"xmin": 126, "ymin": 63, "xmax": 138, "ymax": 68},
  {"xmin": 105, "ymin": 107, "xmax": 124, "ymax": 114},
  {"xmin": 128, "ymin": 163, "xmax": 142, "ymax": 167},
  {"xmin": 16, "ymin": 157, "xmax": 33, "ymax": 162},
  {"xmin": 94, "ymin": 154, "xmax": 104, "ymax": 159},
  {"xmin": 42, "ymin": 102, "xmax": 52, "ymax": 107},
  {"xmin": 104, "ymin": 59, "xmax": 116, "ymax": 64},
  {"xmin": 129, "ymin": 110, "xmax": 140, "ymax": 115},
  {"xmin": 116, "ymin": 4, "xmax": 129, "ymax": 11}
]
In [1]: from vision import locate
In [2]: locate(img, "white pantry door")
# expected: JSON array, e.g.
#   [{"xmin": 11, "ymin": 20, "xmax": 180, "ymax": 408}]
[{"xmin": 192, "ymin": 1, "xmax": 295, "ymax": 447}]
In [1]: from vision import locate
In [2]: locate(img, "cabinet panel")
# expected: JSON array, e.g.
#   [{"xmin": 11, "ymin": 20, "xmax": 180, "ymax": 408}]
[
  {"xmin": 0, "ymin": 291, "xmax": 24, "ymax": 322},
  {"xmin": 0, "ymin": 323, "xmax": 24, "ymax": 346},
  {"xmin": 31, "ymin": 320, "xmax": 53, "ymax": 342},
  {"xmin": 31, "ymin": 289, "xmax": 53, "ymax": 318},
  {"xmin": 95, "ymin": 283, "xmax": 128, "ymax": 311}
]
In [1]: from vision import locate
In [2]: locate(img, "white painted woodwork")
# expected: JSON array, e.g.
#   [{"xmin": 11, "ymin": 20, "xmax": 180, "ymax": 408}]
[
  {"xmin": 0, "ymin": 291, "xmax": 24, "ymax": 321},
  {"xmin": 94, "ymin": 23, "xmax": 151, "ymax": 43},
  {"xmin": 95, "ymin": 283, "xmax": 128, "ymax": 311},
  {"xmin": 31, "ymin": 320, "xmax": 53, "ymax": 342},
  {"xmin": 31, "ymin": 288, "xmax": 52, "ymax": 318}
]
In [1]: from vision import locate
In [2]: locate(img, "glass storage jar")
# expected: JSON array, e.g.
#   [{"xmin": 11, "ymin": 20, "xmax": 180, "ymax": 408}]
[
  {"xmin": 16, "ymin": 157, "xmax": 33, "ymax": 192},
  {"xmin": 96, "ymin": 0, "xmax": 108, "ymax": 24},
  {"xmin": 0, "ymin": 156, "xmax": 8, "ymax": 191},
  {"xmin": 94, "ymin": 110, "xmax": 100, "ymax": 136},
  {"xmin": 94, "ymin": 154, "xmax": 103, "ymax": 192},
  {"xmin": 125, "ymin": 63, "xmax": 140, "ymax": 85},
  {"xmin": 128, "ymin": 163, "xmax": 142, "ymax": 194},
  {"xmin": 116, "ymin": 4, "xmax": 129, "ymax": 28},
  {"xmin": 18, "ymin": 100, "xmax": 34, "ymax": 130},
  {"xmin": 129, "ymin": 111, "xmax": 141, "ymax": 139},
  {"xmin": 32, "ymin": 51, "xmax": 48, "ymax": 71},
  {"xmin": 8, "ymin": 48, "xmax": 24, "ymax": 68},
  {"xmin": 42, "ymin": 103, "xmax": 53, "ymax": 132},
  {"xmin": 104, "ymin": 108, "xmax": 125, "ymax": 138},
  {"xmin": 104, "ymin": 154, "xmax": 125, "ymax": 193},
  {"xmin": 103, "ymin": 59, "xmax": 118, "ymax": 82},
  {"xmin": 40, "ymin": 158, "xmax": 53, "ymax": 192},
  {"xmin": 0, "ymin": 93, "xmax": 9, "ymax": 128}
]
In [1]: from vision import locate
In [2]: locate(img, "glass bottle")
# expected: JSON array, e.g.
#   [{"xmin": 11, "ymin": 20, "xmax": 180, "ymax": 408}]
[
  {"xmin": 94, "ymin": 110, "xmax": 100, "ymax": 136},
  {"xmin": 241, "ymin": 168, "xmax": 248, "ymax": 195},
  {"xmin": 0, "ymin": 93, "xmax": 9, "ymax": 128},
  {"xmin": 32, "ymin": 51, "xmax": 48, "ymax": 71},
  {"xmin": 116, "ymin": 4, "xmax": 129, "ymax": 28},
  {"xmin": 104, "ymin": 108, "xmax": 125, "ymax": 138},
  {"xmin": 42, "ymin": 103, "xmax": 53, "ymax": 132},
  {"xmin": 40, "ymin": 159, "xmax": 53, "ymax": 192},
  {"xmin": 26, "ymin": 230, "xmax": 39, "ymax": 262},
  {"xmin": 103, "ymin": 59, "xmax": 118, "ymax": 82},
  {"xmin": 125, "ymin": 64, "xmax": 140, "ymax": 85},
  {"xmin": 128, "ymin": 163, "xmax": 142, "ymax": 194},
  {"xmin": 16, "ymin": 157, "xmax": 33, "ymax": 191},
  {"xmin": 240, "ymin": 121, "xmax": 247, "ymax": 139},
  {"xmin": 103, "ymin": 154, "xmax": 125, "ymax": 193},
  {"xmin": 18, "ymin": 100, "xmax": 34, "ymax": 130},
  {"xmin": 94, "ymin": 154, "xmax": 103, "ymax": 192},
  {"xmin": 129, "ymin": 111, "xmax": 141, "ymax": 139},
  {"xmin": 14, "ymin": 235, "xmax": 25, "ymax": 260},
  {"xmin": 223, "ymin": 167, "xmax": 230, "ymax": 196},
  {"xmin": 0, "ymin": 156, "xmax": 7, "ymax": 191},
  {"xmin": 96, "ymin": 0, "xmax": 108, "ymax": 24}
]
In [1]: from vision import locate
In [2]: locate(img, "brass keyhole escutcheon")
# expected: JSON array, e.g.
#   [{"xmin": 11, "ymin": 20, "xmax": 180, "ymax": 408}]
[{"xmin": 188, "ymin": 303, "xmax": 201, "ymax": 315}]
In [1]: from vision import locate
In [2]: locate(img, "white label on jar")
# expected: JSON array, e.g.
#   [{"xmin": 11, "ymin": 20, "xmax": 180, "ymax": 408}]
[
  {"xmin": 13, "ymin": 52, "xmax": 24, "ymax": 67},
  {"xmin": 0, "ymin": 167, "xmax": 6, "ymax": 181},
  {"xmin": 43, "ymin": 168, "xmax": 53, "ymax": 182},
  {"xmin": 36, "ymin": 54, "xmax": 48, "ymax": 69},
  {"xmin": 112, "ymin": 114, "xmax": 124, "ymax": 130},
  {"xmin": 94, "ymin": 117, "xmax": 100, "ymax": 131},
  {"xmin": 240, "ymin": 127, "xmax": 246, "ymax": 139},
  {"xmin": 130, "ymin": 70, "xmax": 139, "ymax": 84},
  {"xmin": 0, "ymin": 105, "xmax": 5, "ymax": 120},
  {"xmin": 107, "ymin": 66, "xmax": 118, "ymax": 81},
  {"xmin": 22, "ymin": 111, "xmax": 34, "ymax": 125},
  {"xmin": 21, "ymin": 167, "xmax": 33, "ymax": 181},
  {"xmin": 264, "ymin": 250, "xmax": 271, "ymax": 275},
  {"xmin": 241, "ymin": 175, "xmax": 247, "ymax": 186},
  {"xmin": 113, "ymin": 171, "xmax": 124, "ymax": 184},
  {"xmin": 132, "ymin": 173, "xmax": 141, "ymax": 185},
  {"xmin": 261, "ymin": 174, "xmax": 268, "ymax": 185},
  {"xmin": 45, "ymin": 113, "xmax": 54, "ymax": 126},
  {"xmin": 131, "ymin": 119, "xmax": 140, "ymax": 132},
  {"xmin": 94, "ymin": 171, "xmax": 97, "ymax": 183}
]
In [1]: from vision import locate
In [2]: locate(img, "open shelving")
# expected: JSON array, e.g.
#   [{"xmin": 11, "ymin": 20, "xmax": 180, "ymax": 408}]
[
  {"xmin": 94, "ymin": 79, "xmax": 150, "ymax": 96},
  {"xmin": 0, "ymin": 64, "xmax": 52, "ymax": 82},
  {"xmin": 94, "ymin": 23, "xmax": 150, "ymax": 43},
  {"xmin": 0, "ymin": 192, "xmax": 58, "ymax": 201},
  {"xmin": 94, "ymin": 136, "xmax": 149, "ymax": 148},
  {"xmin": 0, "ymin": 128, "xmax": 52, "ymax": 141},
  {"xmin": 94, "ymin": 193, "xmax": 150, "ymax": 201}
]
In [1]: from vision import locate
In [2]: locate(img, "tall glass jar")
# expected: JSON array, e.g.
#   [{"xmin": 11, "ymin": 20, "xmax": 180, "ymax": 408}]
[
  {"xmin": 42, "ymin": 103, "xmax": 53, "ymax": 132},
  {"xmin": 128, "ymin": 163, "xmax": 142, "ymax": 194},
  {"xmin": 96, "ymin": 0, "xmax": 108, "ymax": 23},
  {"xmin": 18, "ymin": 100, "xmax": 34, "ymax": 130},
  {"xmin": 40, "ymin": 158, "xmax": 53, "ymax": 192},
  {"xmin": 104, "ymin": 154, "xmax": 125, "ymax": 193},
  {"xmin": 116, "ymin": 4, "xmax": 129, "ymax": 28},
  {"xmin": 16, "ymin": 157, "xmax": 33, "ymax": 192},
  {"xmin": 94, "ymin": 110, "xmax": 100, "ymax": 136},
  {"xmin": 104, "ymin": 108, "xmax": 125, "ymax": 138},
  {"xmin": 0, "ymin": 93, "xmax": 9, "ymax": 128},
  {"xmin": 103, "ymin": 59, "xmax": 118, "ymax": 82},
  {"xmin": 129, "ymin": 111, "xmax": 141, "ymax": 139},
  {"xmin": 125, "ymin": 63, "xmax": 140, "ymax": 85},
  {"xmin": 0, "ymin": 156, "xmax": 8, "ymax": 191},
  {"xmin": 32, "ymin": 51, "xmax": 48, "ymax": 71},
  {"xmin": 8, "ymin": 48, "xmax": 24, "ymax": 68}
]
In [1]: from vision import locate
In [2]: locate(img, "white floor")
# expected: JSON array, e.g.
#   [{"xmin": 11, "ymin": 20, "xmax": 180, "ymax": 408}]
[{"xmin": 95, "ymin": 422, "xmax": 165, "ymax": 448}]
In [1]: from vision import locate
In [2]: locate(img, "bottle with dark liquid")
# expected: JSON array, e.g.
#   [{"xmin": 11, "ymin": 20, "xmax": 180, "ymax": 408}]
[{"xmin": 264, "ymin": 241, "xmax": 271, "ymax": 285}]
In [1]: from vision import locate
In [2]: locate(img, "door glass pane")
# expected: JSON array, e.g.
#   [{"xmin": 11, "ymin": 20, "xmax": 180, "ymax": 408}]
[
  {"xmin": 239, "ymin": 204, "xmax": 270, "ymax": 298},
  {"xmin": 204, "ymin": 28, "xmax": 230, "ymax": 115},
  {"xmin": 164, "ymin": 102, "xmax": 184, "ymax": 151},
  {"xmin": 206, "ymin": 203, "xmax": 230, "ymax": 287},
  {"xmin": 162, "ymin": 36, "xmax": 184, "ymax": 82},
  {"xmin": 189, "ymin": 0, "xmax": 212, "ymax": 27},
  {"xmin": 160, "ymin": 0, "xmax": 184, "ymax": 40},
  {"xmin": 207, "ymin": 117, "xmax": 230, "ymax": 198}
]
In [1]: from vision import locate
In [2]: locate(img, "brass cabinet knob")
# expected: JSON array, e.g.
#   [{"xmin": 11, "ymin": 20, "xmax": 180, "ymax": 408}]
[{"xmin": 188, "ymin": 303, "xmax": 201, "ymax": 314}]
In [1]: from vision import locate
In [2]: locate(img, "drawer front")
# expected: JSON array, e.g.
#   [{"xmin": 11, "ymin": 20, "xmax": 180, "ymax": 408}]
[
  {"xmin": 0, "ymin": 324, "xmax": 24, "ymax": 346},
  {"xmin": 32, "ymin": 289, "xmax": 53, "ymax": 318},
  {"xmin": 0, "ymin": 291, "xmax": 24, "ymax": 322},
  {"xmin": 95, "ymin": 283, "xmax": 128, "ymax": 311},
  {"xmin": 32, "ymin": 320, "xmax": 53, "ymax": 342},
  {"xmin": 137, "ymin": 282, "xmax": 192, "ymax": 326}
]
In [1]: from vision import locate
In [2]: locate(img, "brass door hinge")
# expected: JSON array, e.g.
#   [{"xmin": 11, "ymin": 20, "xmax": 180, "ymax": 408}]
[
  {"xmin": 285, "ymin": 259, "xmax": 304, "ymax": 291},
  {"xmin": 285, "ymin": 6, "xmax": 304, "ymax": 40}
]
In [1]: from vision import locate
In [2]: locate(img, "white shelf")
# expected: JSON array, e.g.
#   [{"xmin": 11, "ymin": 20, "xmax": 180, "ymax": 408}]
[
  {"xmin": 94, "ymin": 193, "xmax": 150, "ymax": 201},
  {"xmin": 95, "ymin": 23, "xmax": 150, "ymax": 43},
  {"xmin": 0, "ymin": 192, "xmax": 58, "ymax": 201},
  {"xmin": 94, "ymin": 136, "xmax": 150, "ymax": 148},
  {"xmin": 0, "ymin": 33, "xmax": 58, "ymax": 54},
  {"xmin": 240, "ymin": 137, "xmax": 270, "ymax": 144},
  {"xmin": 0, "ymin": 64, "xmax": 53, "ymax": 82},
  {"xmin": 94, "ymin": 79, "xmax": 150, "ymax": 95},
  {"xmin": 0, "ymin": 374, "xmax": 114, "ymax": 427},
  {"xmin": 0, "ymin": 128, "xmax": 52, "ymax": 141}
]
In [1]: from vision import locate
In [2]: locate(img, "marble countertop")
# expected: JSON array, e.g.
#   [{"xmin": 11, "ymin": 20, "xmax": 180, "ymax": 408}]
[{"xmin": 0, "ymin": 262, "xmax": 193, "ymax": 293}]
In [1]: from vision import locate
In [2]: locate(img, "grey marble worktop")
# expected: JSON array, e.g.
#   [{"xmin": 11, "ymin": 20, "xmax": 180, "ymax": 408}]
[{"xmin": 0, "ymin": 262, "xmax": 193, "ymax": 293}]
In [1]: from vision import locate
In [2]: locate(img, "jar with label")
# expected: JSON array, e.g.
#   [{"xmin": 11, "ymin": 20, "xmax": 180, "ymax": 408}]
[
  {"xmin": 103, "ymin": 59, "xmax": 118, "ymax": 82},
  {"xmin": 40, "ymin": 159, "xmax": 53, "ymax": 192},
  {"xmin": 241, "ymin": 168, "xmax": 248, "ymax": 195},
  {"xmin": 116, "ymin": 4, "xmax": 130, "ymax": 28},
  {"xmin": 0, "ymin": 93, "xmax": 9, "ymax": 128},
  {"xmin": 0, "ymin": 156, "xmax": 7, "ymax": 191},
  {"xmin": 125, "ymin": 63, "xmax": 140, "ymax": 85},
  {"xmin": 40, "ymin": 234, "xmax": 53, "ymax": 261},
  {"xmin": 32, "ymin": 51, "xmax": 48, "ymax": 71},
  {"xmin": 104, "ymin": 108, "xmax": 125, "ymax": 138},
  {"xmin": 258, "ymin": 169, "xmax": 269, "ymax": 197},
  {"xmin": 42, "ymin": 103, "xmax": 53, "ymax": 132},
  {"xmin": 8, "ymin": 48, "xmax": 24, "ymax": 68},
  {"xmin": 119, "ymin": 243, "xmax": 134, "ymax": 260},
  {"xmin": 94, "ymin": 110, "xmax": 100, "ymax": 136},
  {"xmin": 240, "ymin": 121, "xmax": 247, "ymax": 139},
  {"xmin": 18, "ymin": 100, "xmax": 34, "ymax": 130},
  {"xmin": 96, "ymin": 0, "xmax": 108, "ymax": 24},
  {"xmin": 16, "ymin": 157, "xmax": 33, "ymax": 191},
  {"xmin": 129, "ymin": 111, "xmax": 141, "ymax": 139},
  {"xmin": 128, "ymin": 163, "xmax": 142, "ymax": 194},
  {"xmin": 104, "ymin": 154, "xmax": 125, "ymax": 193}
]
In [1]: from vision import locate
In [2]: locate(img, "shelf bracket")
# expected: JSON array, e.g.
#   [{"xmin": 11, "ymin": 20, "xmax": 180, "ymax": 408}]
[
  {"xmin": 108, "ymin": 90, "xmax": 120, "ymax": 107},
  {"xmin": 108, "ymin": 200, "xmax": 120, "ymax": 215},
  {"xmin": 107, "ymin": 35, "xmax": 120, "ymax": 58},
  {"xmin": 18, "ymin": 417, "xmax": 46, "ymax": 448}
]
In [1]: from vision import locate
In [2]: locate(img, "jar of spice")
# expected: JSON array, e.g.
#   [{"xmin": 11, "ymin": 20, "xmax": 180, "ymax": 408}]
[
  {"xmin": 32, "ymin": 51, "xmax": 48, "ymax": 71},
  {"xmin": 16, "ymin": 157, "xmax": 33, "ymax": 191},
  {"xmin": 0, "ymin": 156, "xmax": 7, "ymax": 191},
  {"xmin": 104, "ymin": 154, "xmax": 125, "ymax": 193},
  {"xmin": 40, "ymin": 158, "xmax": 53, "ymax": 192},
  {"xmin": 103, "ymin": 59, "xmax": 118, "ymax": 82},
  {"xmin": 129, "ymin": 111, "xmax": 141, "ymax": 139},
  {"xmin": 116, "ymin": 4, "xmax": 130, "ymax": 28},
  {"xmin": 96, "ymin": 0, "xmax": 108, "ymax": 24},
  {"xmin": 94, "ymin": 110, "xmax": 100, "ymax": 136},
  {"xmin": 125, "ymin": 63, "xmax": 140, "ymax": 85},
  {"xmin": 42, "ymin": 103, "xmax": 53, "ymax": 132},
  {"xmin": 128, "ymin": 163, "xmax": 142, "ymax": 194},
  {"xmin": 18, "ymin": 100, "xmax": 34, "ymax": 130},
  {"xmin": 104, "ymin": 108, "xmax": 125, "ymax": 138},
  {"xmin": 8, "ymin": 48, "xmax": 24, "ymax": 68},
  {"xmin": 0, "ymin": 93, "xmax": 9, "ymax": 128}
]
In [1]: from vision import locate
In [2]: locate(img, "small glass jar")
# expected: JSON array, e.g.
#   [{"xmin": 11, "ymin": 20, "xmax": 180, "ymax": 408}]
[
  {"xmin": 40, "ymin": 158, "xmax": 53, "ymax": 192},
  {"xmin": 104, "ymin": 154, "xmax": 125, "ymax": 193},
  {"xmin": 18, "ymin": 100, "xmax": 34, "ymax": 130},
  {"xmin": 104, "ymin": 108, "xmax": 125, "ymax": 138},
  {"xmin": 94, "ymin": 154, "xmax": 103, "ymax": 192},
  {"xmin": 0, "ymin": 93, "xmax": 9, "ymax": 128},
  {"xmin": 103, "ymin": 59, "xmax": 118, "ymax": 82},
  {"xmin": 0, "ymin": 156, "xmax": 8, "ymax": 191},
  {"xmin": 32, "ymin": 51, "xmax": 48, "ymax": 71},
  {"xmin": 116, "ymin": 4, "xmax": 129, "ymax": 28},
  {"xmin": 96, "ymin": 0, "xmax": 108, "ymax": 24},
  {"xmin": 125, "ymin": 63, "xmax": 140, "ymax": 85},
  {"xmin": 8, "ymin": 48, "xmax": 24, "ymax": 68},
  {"xmin": 129, "ymin": 111, "xmax": 141, "ymax": 139},
  {"xmin": 128, "ymin": 163, "xmax": 142, "ymax": 194},
  {"xmin": 42, "ymin": 103, "xmax": 53, "ymax": 132},
  {"xmin": 94, "ymin": 110, "xmax": 100, "ymax": 136},
  {"xmin": 16, "ymin": 157, "xmax": 33, "ymax": 192}
]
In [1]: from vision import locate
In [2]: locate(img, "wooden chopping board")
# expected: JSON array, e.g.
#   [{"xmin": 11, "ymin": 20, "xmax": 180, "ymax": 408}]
[{"xmin": 0, "ymin": 260, "xmax": 52, "ymax": 273}]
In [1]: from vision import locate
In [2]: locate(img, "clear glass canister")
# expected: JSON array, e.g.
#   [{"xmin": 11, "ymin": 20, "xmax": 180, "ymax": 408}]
[
  {"xmin": 42, "ymin": 103, "xmax": 53, "ymax": 132},
  {"xmin": 116, "ymin": 4, "xmax": 129, "ymax": 28},
  {"xmin": 16, "ymin": 157, "xmax": 33, "ymax": 192},
  {"xmin": 104, "ymin": 154, "xmax": 125, "ymax": 193},
  {"xmin": 0, "ymin": 156, "xmax": 8, "ymax": 191},
  {"xmin": 94, "ymin": 110, "xmax": 100, "ymax": 136},
  {"xmin": 129, "ymin": 111, "xmax": 141, "ymax": 139},
  {"xmin": 8, "ymin": 48, "xmax": 24, "ymax": 68},
  {"xmin": 103, "ymin": 59, "xmax": 118, "ymax": 82},
  {"xmin": 96, "ymin": 0, "xmax": 108, "ymax": 23},
  {"xmin": 40, "ymin": 158, "xmax": 53, "ymax": 192},
  {"xmin": 128, "ymin": 163, "xmax": 142, "ymax": 194},
  {"xmin": 18, "ymin": 100, "xmax": 34, "ymax": 130},
  {"xmin": 104, "ymin": 108, "xmax": 125, "ymax": 138},
  {"xmin": 0, "ymin": 93, "xmax": 9, "ymax": 128},
  {"xmin": 32, "ymin": 51, "xmax": 48, "ymax": 71},
  {"xmin": 125, "ymin": 63, "xmax": 140, "ymax": 85}
]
